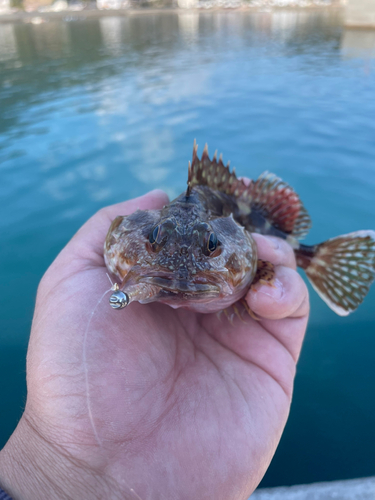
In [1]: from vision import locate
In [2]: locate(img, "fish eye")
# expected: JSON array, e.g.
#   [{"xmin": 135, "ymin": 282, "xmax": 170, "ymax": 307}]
[
  {"xmin": 207, "ymin": 232, "xmax": 218, "ymax": 253},
  {"xmin": 149, "ymin": 225, "xmax": 160, "ymax": 245},
  {"xmin": 148, "ymin": 219, "xmax": 176, "ymax": 250}
]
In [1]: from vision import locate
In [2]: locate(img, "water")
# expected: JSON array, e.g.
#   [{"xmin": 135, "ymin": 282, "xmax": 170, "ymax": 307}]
[{"xmin": 1, "ymin": 10, "xmax": 375, "ymax": 488}]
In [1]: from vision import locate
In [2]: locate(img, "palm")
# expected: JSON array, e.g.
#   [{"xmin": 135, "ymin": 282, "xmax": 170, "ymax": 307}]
[{"xmin": 25, "ymin": 191, "xmax": 308, "ymax": 500}]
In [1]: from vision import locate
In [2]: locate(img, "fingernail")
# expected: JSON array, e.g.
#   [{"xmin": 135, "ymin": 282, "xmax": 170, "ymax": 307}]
[{"xmin": 257, "ymin": 278, "xmax": 284, "ymax": 300}]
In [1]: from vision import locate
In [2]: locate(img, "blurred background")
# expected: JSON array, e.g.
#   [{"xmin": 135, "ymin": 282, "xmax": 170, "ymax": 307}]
[{"xmin": 1, "ymin": 0, "xmax": 375, "ymax": 491}]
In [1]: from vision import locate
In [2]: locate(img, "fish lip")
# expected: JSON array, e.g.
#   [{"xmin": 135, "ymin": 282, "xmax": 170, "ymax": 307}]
[{"xmin": 139, "ymin": 276, "xmax": 221, "ymax": 295}]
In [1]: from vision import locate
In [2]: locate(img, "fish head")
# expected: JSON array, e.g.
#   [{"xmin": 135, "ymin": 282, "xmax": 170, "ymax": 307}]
[{"xmin": 104, "ymin": 209, "xmax": 258, "ymax": 311}]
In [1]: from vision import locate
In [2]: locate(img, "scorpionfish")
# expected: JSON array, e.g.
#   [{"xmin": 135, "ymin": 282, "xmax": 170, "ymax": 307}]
[{"xmin": 104, "ymin": 142, "xmax": 375, "ymax": 316}]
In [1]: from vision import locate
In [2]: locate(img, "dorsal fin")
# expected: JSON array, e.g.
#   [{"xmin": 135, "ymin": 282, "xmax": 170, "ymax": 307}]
[
  {"xmin": 187, "ymin": 140, "xmax": 247, "ymax": 198},
  {"xmin": 186, "ymin": 141, "xmax": 311, "ymax": 239},
  {"xmin": 242, "ymin": 171, "xmax": 312, "ymax": 239}
]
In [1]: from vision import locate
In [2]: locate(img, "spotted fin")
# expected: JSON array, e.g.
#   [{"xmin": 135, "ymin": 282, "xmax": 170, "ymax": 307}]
[
  {"xmin": 187, "ymin": 141, "xmax": 247, "ymax": 198},
  {"xmin": 302, "ymin": 230, "xmax": 375, "ymax": 316},
  {"xmin": 242, "ymin": 172, "xmax": 312, "ymax": 239}
]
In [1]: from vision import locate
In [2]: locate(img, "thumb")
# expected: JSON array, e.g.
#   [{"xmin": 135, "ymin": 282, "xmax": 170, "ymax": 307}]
[{"xmin": 43, "ymin": 189, "xmax": 169, "ymax": 283}]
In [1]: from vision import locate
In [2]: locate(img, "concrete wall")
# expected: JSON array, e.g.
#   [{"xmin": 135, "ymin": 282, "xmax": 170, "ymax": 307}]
[
  {"xmin": 346, "ymin": 0, "xmax": 375, "ymax": 27},
  {"xmin": 341, "ymin": 28, "xmax": 375, "ymax": 57},
  {"xmin": 251, "ymin": 476, "xmax": 375, "ymax": 500}
]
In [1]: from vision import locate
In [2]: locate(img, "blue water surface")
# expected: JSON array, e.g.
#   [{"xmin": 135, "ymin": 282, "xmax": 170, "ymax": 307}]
[{"xmin": 0, "ymin": 10, "xmax": 375, "ymax": 487}]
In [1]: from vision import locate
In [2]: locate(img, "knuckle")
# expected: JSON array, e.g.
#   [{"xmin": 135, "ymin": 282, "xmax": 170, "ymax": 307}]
[
  {"xmin": 277, "ymin": 241, "xmax": 296, "ymax": 268},
  {"xmin": 275, "ymin": 238, "xmax": 295, "ymax": 257},
  {"xmin": 252, "ymin": 234, "xmax": 297, "ymax": 268},
  {"xmin": 266, "ymin": 237, "xmax": 296, "ymax": 268}
]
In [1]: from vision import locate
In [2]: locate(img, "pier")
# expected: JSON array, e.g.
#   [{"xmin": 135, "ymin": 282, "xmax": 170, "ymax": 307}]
[{"xmin": 346, "ymin": 0, "xmax": 375, "ymax": 28}]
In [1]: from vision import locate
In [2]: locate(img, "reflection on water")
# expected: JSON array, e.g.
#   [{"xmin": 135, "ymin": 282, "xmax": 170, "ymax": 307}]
[
  {"xmin": 0, "ymin": 24, "xmax": 17, "ymax": 62},
  {"xmin": 1, "ymin": 10, "xmax": 375, "ymax": 489},
  {"xmin": 178, "ymin": 12, "xmax": 200, "ymax": 41},
  {"xmin": 100, "ymin": 16, "xmax": 127, "ymax": 55}
]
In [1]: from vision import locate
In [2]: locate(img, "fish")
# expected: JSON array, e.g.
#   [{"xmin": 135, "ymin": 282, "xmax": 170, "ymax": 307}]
[{"xmin": 104, "ymin": 141, "xmax": 375, "ymax": 317}]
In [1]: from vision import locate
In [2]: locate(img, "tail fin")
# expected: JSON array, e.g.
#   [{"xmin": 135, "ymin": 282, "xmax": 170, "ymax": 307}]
[{"xmin": 297, "ymin": 231, "xmax": 375, "ymax": 316}]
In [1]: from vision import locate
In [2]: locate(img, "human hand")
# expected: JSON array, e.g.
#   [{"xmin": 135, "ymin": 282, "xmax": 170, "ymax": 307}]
[{"xmin": 0, "ymin": 190, "xmax": 309, "ymax": 500}]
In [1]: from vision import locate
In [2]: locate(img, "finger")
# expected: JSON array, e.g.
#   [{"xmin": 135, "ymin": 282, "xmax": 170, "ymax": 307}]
[
  {"xmin": 53, "ymin": 189, "xmax": 169, "ymax": 270},
  {"xmin": 259, "ymin": 314, "xmax": 309, "ymax": 364},
  {"xmin": 76, "ymin": 189, "xmax": 168, "ymax": 249},
  {"xmin": 252, "ymin": 233, "xmax": 296, "ymax": 270},
  {"xmin": 100, "ymin": 189, "xmax": 169, "ymax": 220},
  {"xmin": 246, "ymin": 265, "xmax": 309, "ymax": 320}
]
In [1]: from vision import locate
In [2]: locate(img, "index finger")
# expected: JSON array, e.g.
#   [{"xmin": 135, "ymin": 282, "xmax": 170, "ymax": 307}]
[
  {"xmin": 246, "ymin": 234, "xmax": 309, "ymax": 320},
  {"xmin": 252, "ymin": 233, "xmax": 297, "ymax": 270}
]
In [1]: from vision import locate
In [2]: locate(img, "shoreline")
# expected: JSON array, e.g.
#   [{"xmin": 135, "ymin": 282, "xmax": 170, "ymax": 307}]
[{"xmin": 0, "ymin": 3, "xmax": 343, "ymax": 24}]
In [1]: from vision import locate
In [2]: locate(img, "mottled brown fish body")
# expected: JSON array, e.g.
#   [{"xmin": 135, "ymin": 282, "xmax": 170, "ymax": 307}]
[
  {"xmin": 104, "ymin": 186, "xmax": 258, "ymax": 313},
  {"xmin": 104, "ymin": 142, "xmax": 375, "ymax": 316}
]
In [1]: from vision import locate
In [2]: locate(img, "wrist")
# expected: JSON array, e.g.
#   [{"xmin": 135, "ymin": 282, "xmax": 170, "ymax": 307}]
[{"xmin": 0, "ymin": 415, "xmax": 120, "ymax": 500}]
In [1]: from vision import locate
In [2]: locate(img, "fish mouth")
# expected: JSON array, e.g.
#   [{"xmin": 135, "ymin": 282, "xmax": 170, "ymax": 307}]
[{"xmin": 139, "ymin": 276, "xmax": 221, "ymax": 295}]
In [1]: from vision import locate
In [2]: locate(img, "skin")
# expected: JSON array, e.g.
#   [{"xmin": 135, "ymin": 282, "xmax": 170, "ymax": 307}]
[{"xmin": 0, "ymin": 189, "xmax": 309, "ymax": 500}]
